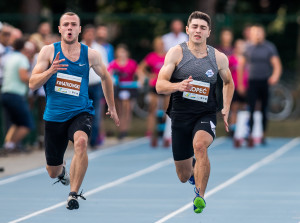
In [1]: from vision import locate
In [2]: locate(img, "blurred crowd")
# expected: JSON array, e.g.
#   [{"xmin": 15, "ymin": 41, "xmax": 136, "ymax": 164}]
[{"xmin": 0, "ymin": 18, "xmax": 281, "ymax": 155}]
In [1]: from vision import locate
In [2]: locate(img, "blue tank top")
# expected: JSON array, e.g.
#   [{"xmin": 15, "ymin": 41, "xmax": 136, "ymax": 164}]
[{"xmin": 43, "ymin": 42, "xmax": 94, "ymax": 122}]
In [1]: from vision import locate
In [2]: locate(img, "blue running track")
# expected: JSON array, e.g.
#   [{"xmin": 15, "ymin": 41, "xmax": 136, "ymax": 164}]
[{"xmin": 1, "ymin": 137, "xmax": 300, "ymax": 223}]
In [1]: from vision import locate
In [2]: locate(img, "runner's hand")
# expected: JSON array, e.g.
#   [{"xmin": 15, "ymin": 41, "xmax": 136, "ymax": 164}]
[
  {"xmin": 178, "ymin": 76, "xmax": 193, "ymax": 92},
  {"xmin": 221, "ymin": 108, "xmax": 229, "ymax": 132},
  {"xmin": 106, "ymin": 108, "xmax": 120, "ymax": 126},
  {"xmin": 49, "ymin": 52, "xmax": 68, "ymax": 75}
]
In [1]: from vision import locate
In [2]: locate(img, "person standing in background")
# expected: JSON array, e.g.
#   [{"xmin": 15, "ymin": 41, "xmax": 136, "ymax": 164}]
[
  {"xmin": 81, "ymin": 24, "xmax": 108, "ymax": 148},
  {"xmin": 0, "ymin": 23, "xmax": 13, "ymax": 87},
  {"xmin": 96, "ymin": 25, "xmax": 114, "ymax": 63},
  {"xmin": 161, "ymin": 19, "xmax": 189, "ymax": 146},
  {"xmin": 162, "ymin": 19, "xmax": 189, "ymax": 52},
  {"xmin": 228, "ymin": 39, "xmax": 248, "ymax": 143},
  {"xmin": 237, "ymin": 24, "xmax": 282, "ymax": 147},
  {"xmin": 108, "ymin": 44, "xmax": 138, "ymax": 140},
  {"xmin": 1, "ymin": 38, "xmax": 34, "ymax": 152},
  {"xmin": 216, "ymin": 28, "xmax": 234, "ymax": 57},
  {"xmin": 138, "ymin": 37, "xmax": 166, "ymax": 147}
]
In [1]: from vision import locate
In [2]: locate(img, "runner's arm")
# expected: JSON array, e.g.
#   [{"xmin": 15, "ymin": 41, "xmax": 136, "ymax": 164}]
[
  {"xmin": 156, "ymin": 46, "xmax": 193, "ymax": 95},
  {"xmin": 29, "ymin": 45, "xmax": 68, "ymax": 91},
  {"xmin": 216, "ymin": 50, "xmax": 235, "ymax": 132},
  {"xmin": 89, "ymin": 48, "xmax": 120, "ymax": 126}
]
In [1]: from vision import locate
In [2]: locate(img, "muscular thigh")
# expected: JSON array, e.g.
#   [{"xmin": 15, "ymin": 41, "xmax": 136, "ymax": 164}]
[
  {"xmin": 45, "ymin": 121, "xmax": 69, "ymax": 166},
  {"xmin": 67, "ymin": 112, "xmax": 93, "ymax": 142},
  {"xmin": 171, "ymin": 115, "xmax": 196, "ymax": 161}
]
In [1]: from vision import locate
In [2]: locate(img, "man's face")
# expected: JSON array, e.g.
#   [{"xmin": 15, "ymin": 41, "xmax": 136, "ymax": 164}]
[
  {"xmin": 0, "ymin": 26, "xmax": 12, "ymax": 46},
  {"xmin": 250, "ymin": 26, "xmax": 265, "ymax": 44},
  {"xmin": 58, "ymin": 15, "xmax": 81, "ymax": 44},
  {"xmin": 83, "ymin": 28, "xmax": 95, "ymax": 43},
  {"xmin": 186, "ymin": 19, "xmax": 210, "ymax": 44},
  {"xmin": 220, "ymin": 30, "xmax": 233, "ymax": 45},
  {"xmin": 171, "ymin": 20, "xmax": 183, "ymax": 34},
  {"xmin": 96, "ymin": 26, "xmax": 108, "ymax": 42}
]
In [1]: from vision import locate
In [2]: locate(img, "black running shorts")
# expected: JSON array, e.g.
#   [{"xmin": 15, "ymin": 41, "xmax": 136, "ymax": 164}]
[
  {"xmin": 170, "ymin": 112, "xmax": 216, "ymax": 161},
  {"xmin": 44, "ymin": 112, "xmax": 93, "ymax": 166}
]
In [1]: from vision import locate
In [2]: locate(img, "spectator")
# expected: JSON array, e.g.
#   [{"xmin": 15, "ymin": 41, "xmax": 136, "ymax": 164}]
[
  {"xmin": 30, "ymin": 22, "xmax": 52, "ymax": 52},
  {"xmin": 9, "ymin": 27, "xmax": 23, "ymax": 47},
  {"xmin": 237, "ymin": 24, "xmax": 282, "ymax": 147},
  {"xmin": 138, "ymin": 36, "xmax": 167, "ymax": 147},
  {"xmin": 96, "ymin": 25, "xmax": 114, "ymax": 63},
  {"xmin": 81, "ymin": 24, "xmax": 108, "ymax": 148},
  {"xmin": 162, "ymin": 19, "xmax": 188, "ymax": 52},
  {"xmin": 0, "ymin": 23, "xmax": 13, "ymax": 87},
  {"xmin": 1, "ymin": 38, "xmax": 34, "ymax": 152},
  {"xmin": 216, "ymin": 28, "xmax": 234, "ymax": 57},
  {"xmin": 161, "ymin": 19, "xmax": 188, "ymax": 147},
  {"xmin": 228, "ymin": 39, "xmax": 248, "ymax": 143},
  {"xmin": 108, "ymin": 44, "xmax": 138, "ymax": 140}
]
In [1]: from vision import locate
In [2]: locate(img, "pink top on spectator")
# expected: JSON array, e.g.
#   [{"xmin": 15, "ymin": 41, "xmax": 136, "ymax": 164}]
[
  {"xmin": 144, "ymin": 52, "xmax": 165, "ymax": 87},
  {"xmin": 229, "ymin": 55, "xmax": 248, "ymax": 89},
  {"xmin": 108, "ymin": 59, "xmax": 138, "ymax": 82}
]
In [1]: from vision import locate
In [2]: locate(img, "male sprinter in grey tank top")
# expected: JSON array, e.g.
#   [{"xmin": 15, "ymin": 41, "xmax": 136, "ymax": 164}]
[{"xmin": 156, "ymin": 11, "xmax": 234, "ymax": 214}]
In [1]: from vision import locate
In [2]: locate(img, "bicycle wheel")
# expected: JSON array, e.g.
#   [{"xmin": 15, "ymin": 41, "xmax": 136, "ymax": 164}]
[{"xmin": 268, "ymin": 84, "xmax": 294, "ymax": 120}]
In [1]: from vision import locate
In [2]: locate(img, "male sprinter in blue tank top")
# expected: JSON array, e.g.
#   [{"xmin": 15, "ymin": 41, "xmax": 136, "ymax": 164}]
[
  {"xmin": 29, "ymin": 12, "xmax": 119, "ymax": 210},
  {"xmin": 156, "ymin": 11, "xmax": 234, "ymax": 213}
]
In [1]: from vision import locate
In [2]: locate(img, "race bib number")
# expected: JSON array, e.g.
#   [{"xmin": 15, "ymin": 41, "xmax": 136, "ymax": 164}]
[
  {"xmin": 55, "ymin": 73, "xmax": 82, "ymax": 97},
  {"xmin": 182, "ymin": 80, "xmax": 210, "ymax": 103}
]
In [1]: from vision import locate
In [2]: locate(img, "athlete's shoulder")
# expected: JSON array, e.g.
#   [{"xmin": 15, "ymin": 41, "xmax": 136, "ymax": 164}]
[
  {"xmin": 39, "ymin": 44, "xmax": 55, "ymax": 59},
  {"xmin": 167, "ymin": 44, "xmax": 183, "ymax": 56},
  {"xmin": 88, "ymin": 47, "xmax": 100, "ymax": 58},
  {"xmin": 214, "ymin": 49, "xmax": 228, "ymax": 69}
]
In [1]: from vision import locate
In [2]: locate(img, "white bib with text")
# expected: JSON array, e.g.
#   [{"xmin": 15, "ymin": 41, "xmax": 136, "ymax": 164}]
[
  {"xmin": 55, "ymin": 72, "xmax": 82, "ymax": 97},
  {"xmin": 182, "ymin": 80, "xmax": 210, "ymax": 103}
]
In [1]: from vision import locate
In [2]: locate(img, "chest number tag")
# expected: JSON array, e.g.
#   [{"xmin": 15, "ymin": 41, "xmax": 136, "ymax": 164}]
[
  {"xmin": 55, "ymin": 72, "xmax": 82, "ymax": 97},
  {"xmin": 182, "ymin": 80, "xmax": 210, "ymax": 103}
]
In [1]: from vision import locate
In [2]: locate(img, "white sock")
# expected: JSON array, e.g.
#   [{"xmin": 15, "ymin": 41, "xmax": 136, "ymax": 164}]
[{"xmin": 4, "ymin": 142, "xmax": 15, "ymax": 150}]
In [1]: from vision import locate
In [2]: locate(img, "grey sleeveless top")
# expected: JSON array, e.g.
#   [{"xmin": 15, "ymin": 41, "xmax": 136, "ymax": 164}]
[{"xmin": 167, "ymin": 42, "xmax": 219, "ymax": 116}]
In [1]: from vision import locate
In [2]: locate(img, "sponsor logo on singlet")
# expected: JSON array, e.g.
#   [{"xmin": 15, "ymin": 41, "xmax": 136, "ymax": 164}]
[{"xmin": 205, "ymin": 69, "xmax": 214, "ymax": 77}]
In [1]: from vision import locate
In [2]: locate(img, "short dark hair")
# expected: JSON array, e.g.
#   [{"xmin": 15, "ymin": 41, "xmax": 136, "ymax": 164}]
[
  {"xmin": 252, "ymin": 23, "xmax": 265, "ymax": 31},
  {"xmin": 187, "ymin": 11, "xmax": 211, "ymax": 29},
  {"xmin": 13, "ymin": 38, "xmax": 26, "ymax": 51},
  {"xmin": 82, "ymin": 24, "xmax": 95, "ymax": 34},
  {"xmin": 60, "ymin": 12, "xmax": 80, "ymax": 25}
]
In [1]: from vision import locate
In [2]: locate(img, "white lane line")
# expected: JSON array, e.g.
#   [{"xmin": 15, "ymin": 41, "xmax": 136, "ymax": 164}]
[
  {"xmin": 155, "ymin": 137, "xmax": 300, "ymax": 223},
  {"xmin": 0, "ymin": 137, "xmax": 148, "ymax": 186},
  {"xmin": 8, "ymin": 158, "xmax": 174, "ymax": 223},
  {"xmin": 6, "ymin": 137, "xmax": 228, "ymax": 223}
]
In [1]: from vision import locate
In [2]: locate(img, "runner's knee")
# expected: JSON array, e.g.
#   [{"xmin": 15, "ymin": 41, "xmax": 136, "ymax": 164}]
[
  {"xmin": 193, "ymin": 141, "xmax": 207, "ymax": 155},
  {"xmin": 177, "ymin": 172, "xmax": 191, "ymax": 183},
  {"xmin": 46, "ymin": 166, "xmax": 61, "ymax": 178},
  {"xmin": 74, "ymin": 136, "xmax": 88, "ymax": 154}
]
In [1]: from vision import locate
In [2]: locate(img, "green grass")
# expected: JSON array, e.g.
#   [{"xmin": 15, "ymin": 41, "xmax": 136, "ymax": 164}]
[{"xmin": 104, "ymin": 114, "xmax": 300, "ymax": 138}]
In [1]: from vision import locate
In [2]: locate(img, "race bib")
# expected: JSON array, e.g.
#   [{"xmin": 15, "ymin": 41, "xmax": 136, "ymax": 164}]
[
  {"xmin": 55, "ymin": 72, "xmax": 82, "ymax": 97},
  {"xmin": 182, "ymin": 80, "xmax": 210, "ymax": 103}
]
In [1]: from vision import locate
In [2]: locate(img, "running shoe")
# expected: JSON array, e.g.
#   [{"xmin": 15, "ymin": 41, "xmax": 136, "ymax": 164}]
[
  {"xmin": 188, "ymin": 158, "xmax": 196, "ymax": 185},
  {"xmin": 53, "ymin": 163, "xmax": 70, "ymax": 186},
  {"xmin": 193, "ymin": 187, "xmax": 206, "ymax": 213},
  {"xmin": 66, "ymin": 190, "xmax": 86, "ymax": 210}
]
